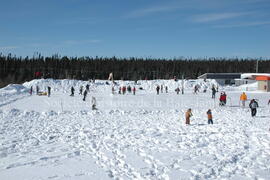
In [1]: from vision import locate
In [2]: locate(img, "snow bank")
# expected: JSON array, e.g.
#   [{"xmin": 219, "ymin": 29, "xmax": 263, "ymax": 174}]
[
  {"xmin": 0, "ymin": 78, "xmax": 259, "ymax": 98},
  {"xmin": 0, "ymin": 84, "xmax": 28, "ymax": 95},
  {"xmin": 22, "ymin": 78, "xmax": 219, "ymax": 94},
  {"xmin": 137, "ymin": 79, "xmax": 218, "ymax": 92},
  {"xmin": 0, "ymin": 84, "xmax": 29, "ymax": 109}
]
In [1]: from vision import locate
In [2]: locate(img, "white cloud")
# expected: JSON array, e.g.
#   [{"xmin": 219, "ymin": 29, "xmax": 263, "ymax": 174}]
[
  {"xmin": 127, "ymin": 6, "xmax": 177, "ymax": 18},
  {"xmin": 62, "ymin": 39, "xmax": 101, "ymax": 45},
  {"xmin": 0, "ymin": 46, "xmax": 19, "ymax": 50},
  {"xmin": 59, "ymin": 17, "xmax": 99, "ymax": 25},
  {"xmin": 191, "ymin": 12, "xmax": 250, "ymax": 23},
  {"xmin": 214, "ymin": 20, "xmax": 270, "ymax": 28}
]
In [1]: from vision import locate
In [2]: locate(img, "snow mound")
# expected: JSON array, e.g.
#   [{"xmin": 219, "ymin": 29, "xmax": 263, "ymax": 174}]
[
  {"xmin": 0, "ymin": 84, "xmax": 28, "ymax": 95},
  {"xmin": 22, "ymin": 78, "xmax": 219, "ymax": 93},
  {"xmin": 0, "ymin": 84, "xmax": 29, "ymax": 108},
  {"xmin": 23, "ymin": 79, "xmax": 107, "ymax": 93}
]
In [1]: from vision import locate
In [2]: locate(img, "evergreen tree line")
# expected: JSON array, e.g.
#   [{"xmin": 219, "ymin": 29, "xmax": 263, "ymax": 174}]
[{"xmin": 0, "ymin": 53, "xmax": 269, "ymax": 87}]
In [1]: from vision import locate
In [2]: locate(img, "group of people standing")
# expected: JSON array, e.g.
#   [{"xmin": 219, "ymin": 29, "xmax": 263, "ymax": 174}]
[
  {"xmin": 29, "ymin": 82, "xmax": 263, "ymax": 118},
  {"xmin": 220, "ymin": 91, "xmax": 259, "ymax": 117},
  {"xmin": 117, "ymin": 85, "xmax": 136, "ymax": 95},
  {"xmin": 156, "ymin": 85, "xmax": 174, "ymax": 95},
  {"xmin": 70, "ymin": 84, "xmax": 97, "ymax": 110},
  {"xmin": 240, "ymin": 92, "xmax": 259, "ymax": 117},
  {"xmin": 70, "ymin": 85, "xmax": 89, "ymax": 101},
  {"xmin": 185, "ymin": 91, "xmax": 261, "ymax": 126},
  {"xmin": 30, "ymin": 85, "xmax": 51, "ymax": 97}
]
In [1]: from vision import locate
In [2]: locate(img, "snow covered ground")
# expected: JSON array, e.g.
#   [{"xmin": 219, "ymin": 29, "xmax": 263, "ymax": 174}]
[{"xmin": 0, "ymin": 79, "xmax": 270, "ymax": 180}]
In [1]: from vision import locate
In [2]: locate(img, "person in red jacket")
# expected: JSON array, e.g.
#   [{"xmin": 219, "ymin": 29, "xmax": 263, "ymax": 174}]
[
  {"xmin": 122, "ymin": 86, "xmax": 126, "ymax": 95},
  {"xmin": 219, "ymin": 92, "xmax": 227, "ymax": 106},
  {"xmin": 132, "ymin": 86, "xmax": 136, "ymax": 95}
]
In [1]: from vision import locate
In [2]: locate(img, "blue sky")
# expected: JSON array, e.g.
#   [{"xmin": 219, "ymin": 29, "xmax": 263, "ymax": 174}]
[{"xmin": 0, "ymin": 0, "xmax": 270, "ymax": 58}]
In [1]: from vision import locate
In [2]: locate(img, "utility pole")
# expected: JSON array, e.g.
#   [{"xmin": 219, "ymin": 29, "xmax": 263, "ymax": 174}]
[{"xmin": 256, "ymin": 60, "xmax": 259, "ymax": 73}]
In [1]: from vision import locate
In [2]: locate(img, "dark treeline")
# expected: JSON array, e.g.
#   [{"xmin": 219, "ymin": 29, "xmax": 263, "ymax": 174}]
[{"xmin": 0, "ymin": 53, "xmax": 269, "ymax": 87}]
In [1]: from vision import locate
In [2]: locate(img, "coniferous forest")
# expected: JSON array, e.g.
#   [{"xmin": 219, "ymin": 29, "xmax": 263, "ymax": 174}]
[{"xmin": 0, "ymin": 53, "xmax": 269, "ymax": 87}]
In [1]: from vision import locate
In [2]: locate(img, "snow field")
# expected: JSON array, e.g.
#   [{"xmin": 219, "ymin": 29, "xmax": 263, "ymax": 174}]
[{"xmin": 0, "ymin": 79, "xmax": 270, "ymax": 180}]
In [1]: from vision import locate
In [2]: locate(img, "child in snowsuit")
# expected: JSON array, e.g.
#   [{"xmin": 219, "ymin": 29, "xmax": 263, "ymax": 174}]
[
  {"xmin": 212, "ymin": 86, "xmax": 216, "ymax": 98},
  {"xmin": 176, "ymin": 87, "xmax": 180, "ymax": 94},
  {"xmin": 127, "ymin": 85, "xmax": 132, "ymax": 93},
  {"xmin": 156, "ymin": 85, "xmax": 160, "ymax": 95},
  {"xmin": 219, "ymin": 92, "xmax": 227, "ymax": 106},
  {"xmin": 47, "ymin": 86, "xmax": 51, "ymax": 97},
  {"xmin": 70, "ymin": 86, "xmax": 75, "ymax": 96},
  {"xmin": 207, "ymin": 109, "xmax": 213, "ymax": 124},
  {"xmin": 132, "ymin": 87, "xmax": 136, "ymax": 95},
  {"xmin": 91, "ymin": 97, "xmax": 97, "ymax": 110},
  {"xmin": 194, "ymin": 85, "xmax": 199, "ymax": 94},
  {"xmin": 86, "ymin": 84, "xmax": 90, "ymax": 92},
  {"xmin": 79, "ymin": 86, "xmax": 83, "ymax": 95},
  {"xmin": 118, "ymin": 87, "xmax": 121, "ymax": 94},
  {"xmin": 30, "ymin": 86, "xmax": 33, "ymax": 95},
  {"xmin": 83, "ymin": 90, "xmax": 87, "ymax": 101},
  {"xmin": 185, "ymin": 109, "xmax": 192, "ymax": 125},
  {"xmin": 122, "ymin": 86, "xmax": 126, "ymax": 95},
  {"xmin": 240, "ymin": 92, "xmax": 247, "ymax": 107},
  {"xmin": 36, "ymin": 86, "xmax": 39, "ymax": 95},
  {"xmin": 249, "ymin": 99, "xmax": 258, "ymax": 117}
]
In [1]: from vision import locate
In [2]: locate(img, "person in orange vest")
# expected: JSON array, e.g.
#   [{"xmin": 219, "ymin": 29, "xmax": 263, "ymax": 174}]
[
  {"xmin": 240, "ymin": 92, "xmax": 247, "ymax": 107},
  {"xmin": 185, "ymin": 109, "xmax": 192, "ymax": 125},
  {"xmin": 207, "ymin": 109, "xmax": 213, "ymax": 124}
]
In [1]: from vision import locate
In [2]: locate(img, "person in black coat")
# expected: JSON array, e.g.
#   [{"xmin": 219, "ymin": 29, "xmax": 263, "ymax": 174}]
[
  {"xmin": 249, "ymin": 99, "xmax": 259, "ymax": 117},
  {"xmin": 47, "ymin": 86, "xmax": 51, "ymax": 97},
  {"xmin": 86, "ymin": 84, "xmax": 90, "ymax": 92},
  {"xmin": 83, "ymin": 90, "xmax": 88, "ymax": 101},
  {"xmin": 211, "ymin": 86, "xmax": 216, "ymax": 98},
  {"xmin": 70, "ymin": 86, "xmax": 75, "ymax": 96},
  {"xmin": 79, "ymin": 86, "xmax": 83, "ymax": 95},
  {"xmin": 156, "ymin": 85, "xmax": 160, "ymax": 95}
]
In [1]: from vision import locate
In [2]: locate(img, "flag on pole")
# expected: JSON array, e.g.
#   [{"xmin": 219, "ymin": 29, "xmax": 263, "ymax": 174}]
[{"xmin": 108, "ymin": 72, "xmax": 113, "ymax": 81}]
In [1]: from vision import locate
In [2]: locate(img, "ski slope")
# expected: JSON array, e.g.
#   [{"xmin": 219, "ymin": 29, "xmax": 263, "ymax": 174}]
[{"xmin": 0, "ymin": 79, "xmax": 270, "ymax": 180}]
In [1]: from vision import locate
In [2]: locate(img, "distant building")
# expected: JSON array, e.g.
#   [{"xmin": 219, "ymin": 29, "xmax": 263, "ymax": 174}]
[
  {"xmin": 235, "ymin": 79, "xmax": 256, "ymax": 86},
  {"xmin": 257, "ymin": 76, "xmax": 270, "ymax": 92},
  {"xmin": 198, "ymin": 73, "xmax": 241, "ymax": 85},
  {"xmin": 241, "ymin": 73, "xmax": 270, "ymax": 92}
]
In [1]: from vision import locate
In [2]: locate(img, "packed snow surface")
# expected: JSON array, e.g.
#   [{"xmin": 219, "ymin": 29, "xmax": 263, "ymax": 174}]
[{"xmin": 0, "ymin": 79, "xmax": 270, "ymax": 180}]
